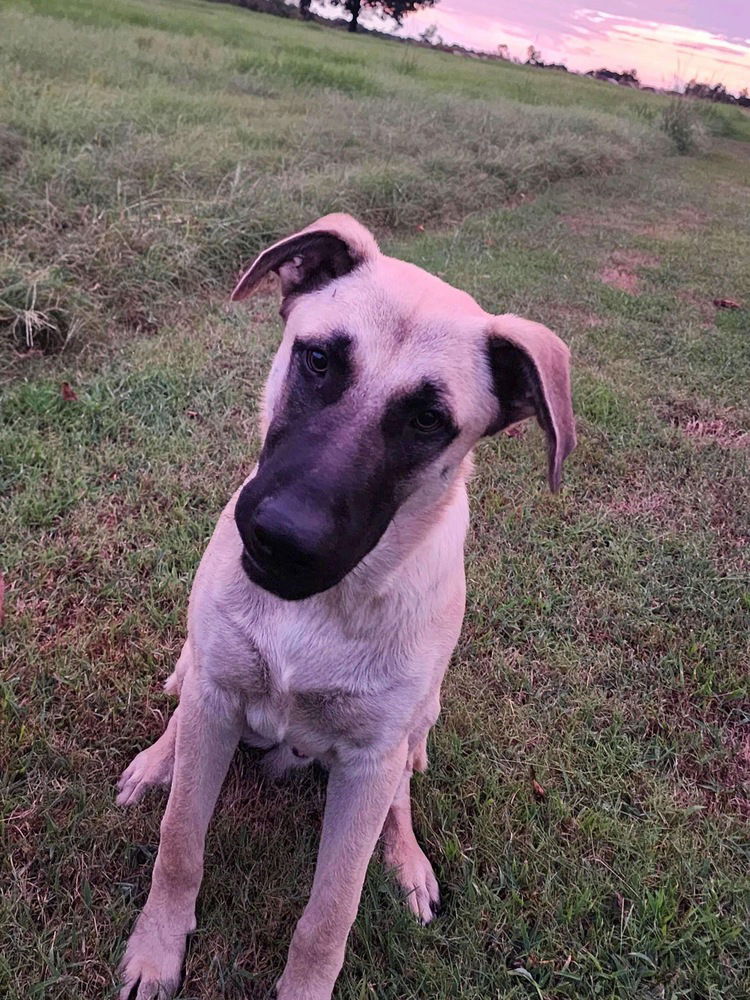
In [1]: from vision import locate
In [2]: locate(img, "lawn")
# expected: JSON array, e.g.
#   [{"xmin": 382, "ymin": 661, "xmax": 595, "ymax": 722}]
[{"xmin": 1, "ymin": 1, "xmax": 749, "ymax": 998}]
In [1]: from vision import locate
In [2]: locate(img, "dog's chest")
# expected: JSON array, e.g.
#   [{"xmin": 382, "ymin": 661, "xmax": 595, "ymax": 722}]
[
  {"xmin": 243, "ymin": 681, "xmax": 387, "ymax": 758},
  {"xmin": 238, "ymin": 612, "xmax": 415, "ymax": 757}
]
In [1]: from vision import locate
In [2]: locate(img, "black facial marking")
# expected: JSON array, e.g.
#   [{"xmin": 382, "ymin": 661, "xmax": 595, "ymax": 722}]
[
  {"xmin": 235, "ymin": 361, "xmax": 459, "ymax": 600},
  {"xmin": 292, "ymin": 333, "xmax": 353, "ymax": 408},
  {"xmin": 262, "ymin": 332, "xmax": 353, "ymax": 456},
  {"xmin": 381, "ymin": 380, "xmax": 459, "ymax": 473}
]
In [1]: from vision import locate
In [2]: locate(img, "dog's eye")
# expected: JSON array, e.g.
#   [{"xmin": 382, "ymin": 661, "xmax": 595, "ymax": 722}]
[
  {"xmin": 305, "ymin": 348, "xmax": 328, "ymax": 375},
  {"xmin": 412, "ymin": 409, "xmax": 443, "ymax": 433}
]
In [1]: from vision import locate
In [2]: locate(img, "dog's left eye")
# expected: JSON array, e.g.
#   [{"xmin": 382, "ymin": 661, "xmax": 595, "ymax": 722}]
[
  {"xmin": 305, "ymin": 349, "xmax": 328, "ymax": 375},
  {"xmin": 412, "ymin": 409, "xmax": 443, "ymax": 433}
]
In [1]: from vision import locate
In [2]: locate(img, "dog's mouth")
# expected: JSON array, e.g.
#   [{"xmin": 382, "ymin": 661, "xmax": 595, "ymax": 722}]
[
  {"xmin": 234, "ymin": 418, "xmax": 401, "ymax": 602},
  {"xmin": 240, "ymin": 544, "xmax": 346, "ymax": 601}
]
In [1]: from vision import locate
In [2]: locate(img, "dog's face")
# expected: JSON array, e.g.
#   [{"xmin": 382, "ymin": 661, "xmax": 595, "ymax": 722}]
[{"xmin": 231, "ymin": 215, "xmax": 576, "ymax": 600}]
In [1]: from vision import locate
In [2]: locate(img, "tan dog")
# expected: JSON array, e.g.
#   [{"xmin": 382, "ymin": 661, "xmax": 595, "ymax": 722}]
[{"xmin": 117, "ymin": 214, "xmax": 575, "ymax": 1000}]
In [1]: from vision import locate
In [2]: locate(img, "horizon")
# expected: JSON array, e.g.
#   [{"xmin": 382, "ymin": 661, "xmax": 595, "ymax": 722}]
[{"xmin": 312, "ymin": 1, "xmax": 750, "ymax": 93}]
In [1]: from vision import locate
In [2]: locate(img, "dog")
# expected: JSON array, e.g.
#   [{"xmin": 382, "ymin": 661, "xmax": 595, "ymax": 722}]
[{"xmin": 116, "ymin": 213, "xmax": 575, "ymax": 1000}]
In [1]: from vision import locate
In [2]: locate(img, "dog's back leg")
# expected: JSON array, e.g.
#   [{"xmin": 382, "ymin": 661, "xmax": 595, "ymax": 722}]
[
  {"xmin": 381, "ymin": 762, "xmax": 440, "ymax": 924},
  {"xmin": 116, "ymin": 640, "xmax": 191, "ymax": 807},
  {"xmin": 117, "ymin": 707, "xmax": 178, "ymax": 807}
]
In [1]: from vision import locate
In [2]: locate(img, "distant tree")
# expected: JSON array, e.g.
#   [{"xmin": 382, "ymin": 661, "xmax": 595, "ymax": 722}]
[
  {"xmin": 526, "ymin": 44, "xmax": 542, "ymax": 66},
  {"xmin": 328, "ymin": 0, "xmax": 437, "ymax": 34},
  {"xmin": 496, "ymin": 43, "xmax": 510, "ymax": 60},
  {"xmin": 299, "ymin": 0, "xmax": 312, "ymax": 17},
  {"xmin": 685, "ymin": 78, "xmax": 737, "ymax": 104},
  {"xmin": 419, "ymin": 23, "xmax": 442, "ymax": 46}
]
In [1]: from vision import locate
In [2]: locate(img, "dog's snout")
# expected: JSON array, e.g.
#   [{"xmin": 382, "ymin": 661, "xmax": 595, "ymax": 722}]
[{"xmin": 250, "ymin": 495, "xmax": 333, "ymax": 569}]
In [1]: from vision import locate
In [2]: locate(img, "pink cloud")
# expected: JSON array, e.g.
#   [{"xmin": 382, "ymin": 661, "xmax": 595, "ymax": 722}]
[{"xmin": 343, "ymin": 1, "xmax": 750, "ymax": 92}]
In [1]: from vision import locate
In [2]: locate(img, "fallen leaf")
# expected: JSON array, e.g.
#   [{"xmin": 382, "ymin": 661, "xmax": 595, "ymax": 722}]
[
  {"xmin": 530, "ymin": 766, "xmax": 546, "ymax": 800},
  {"xmin": 713, "ymin": 298, "xmax": 742, "ymax": 310},
  {"xmin": 60, "ymin": 382, "xmax": 78, "ymax": 401},
  {"xmin": 505, "ymin": 423, "xmax": 527, "ymax": 438}
]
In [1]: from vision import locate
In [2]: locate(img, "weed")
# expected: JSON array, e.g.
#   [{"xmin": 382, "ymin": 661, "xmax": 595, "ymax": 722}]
[{"xmin": 660, "ymin": 96, "xmax": 705, "ymax": 155}]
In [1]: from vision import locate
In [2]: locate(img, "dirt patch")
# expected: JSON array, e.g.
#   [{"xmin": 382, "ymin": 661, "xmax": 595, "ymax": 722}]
[
  {"xmin": 682, "ymin": 417, "xmax": 750, "ymax": 448},
  {"xmin": 566, "ymin": 206, "xmax": 709, "ymax": 240},
  {"xmin": 608, "ymin": 492, "xmax": 670, "ymax": 519},
  {"xmin": 677, "ymin": 289, "xmax": 716, "ymax": 325},
  {"xmin": 551, "ymin": 303, "xmax": 603, "ymax": 330},
  {"xmin": 599, "ymin": 249, "xmax": 660, "ymax": 294},
  {"xmin": 637, "ymin": 207, "xmax": 709, "ymax": 239},
  {"xmin": 560, "ymin": 214, "xmax": 590, "ymax": 234},
  {"xmin": 660, "ymin": 399, "xmax": 750, "ymax": 450},
  {"xmin": 602, "ymin": 468, "xmax": 748, "ymax": 575},
  {"xmin": 600, "ymin": 265, "xmax": 639, "ymax": 293},
  {"xmin": 679, "ymin": 723, "xmax": 750, "ymax": 821},
  {"xmin": 648, "ymin": 689, "xmax": 750, "ymax": 820}
]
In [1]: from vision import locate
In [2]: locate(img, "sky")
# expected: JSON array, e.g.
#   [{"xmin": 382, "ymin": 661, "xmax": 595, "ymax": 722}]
[{"xmin": 313, "ymin": 1, "xmax": 750, "ymax": 92}]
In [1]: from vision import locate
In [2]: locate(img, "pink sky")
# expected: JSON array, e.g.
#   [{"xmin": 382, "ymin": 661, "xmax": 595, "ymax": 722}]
[{"xmin": 314, "ymin": 1, "xmax": 750, "ymax": 92}]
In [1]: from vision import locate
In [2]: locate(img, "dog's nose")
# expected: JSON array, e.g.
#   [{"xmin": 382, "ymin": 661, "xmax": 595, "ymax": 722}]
[{"xmin": 250, "ymin": 494, "xmax": 333, "ymax": 568}]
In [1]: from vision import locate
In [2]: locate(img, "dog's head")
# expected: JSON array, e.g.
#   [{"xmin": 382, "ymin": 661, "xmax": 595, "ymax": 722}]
[{"xmin": 231, "ymin": 214, "xmax": 576, "ymax": 600}]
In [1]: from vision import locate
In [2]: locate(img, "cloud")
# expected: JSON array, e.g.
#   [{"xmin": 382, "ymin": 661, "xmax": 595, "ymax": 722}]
[
  {"xmin": 399, "ymin": 3, "xmax": 750, "ymax": 91},
  {"xmin": 313, "ymin": 0, "xmax": 750, "ymax": 91}
]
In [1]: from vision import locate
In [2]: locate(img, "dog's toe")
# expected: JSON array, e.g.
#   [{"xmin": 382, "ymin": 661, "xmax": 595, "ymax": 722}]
[
  {"xmin": 119, "ymin": 915, "xmax": 184, "ymax": 1000},
  {"xmin": 386, "ymin": 845, "xmax": 440, "ymax": 925},
  {"xmin": 119, "ymin": 973, "xmax": 179, "ymax": 1000},
  {"xmin": 405, "ymin": 868, "xmax": 440, "ymax": 925},
  {"xmin": 116, "ymin": 748, "xmax": 173, "ymax": 807}
]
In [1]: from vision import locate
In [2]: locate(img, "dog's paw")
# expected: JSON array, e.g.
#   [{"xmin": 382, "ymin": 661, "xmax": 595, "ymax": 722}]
[
  {"xmin": 117, "ymin": 746, "xmax": 174, "ymax": 807},
  {"xmin": 276, "ymin": 969, "xmax": 335, "ymax": 1000},
  {"xmin": 118, "ymin": 914, "xmax": 185, "ymax": 1000},
  {"xmin": 386, "ymin": 844, "xmax": 440, "ymax": 924}
]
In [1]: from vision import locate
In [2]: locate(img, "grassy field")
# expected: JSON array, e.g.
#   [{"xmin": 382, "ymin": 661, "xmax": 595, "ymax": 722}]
[{"xmin": 1, "ymin": 1, "xmax": 749, "ymax": 998}]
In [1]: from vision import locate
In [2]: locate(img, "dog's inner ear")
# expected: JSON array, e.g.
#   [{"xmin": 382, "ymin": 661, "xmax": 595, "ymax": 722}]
[
  {"xmin": 485, "ymin": 331, "xmax": 576, "ymax": 492},
  {"xmin": 231, "ymin": 231, "xmax": 360, "ymax": 304},
  {"xmin": 485, "ymin": 340, "xmax": 540, "ymax": 432}
]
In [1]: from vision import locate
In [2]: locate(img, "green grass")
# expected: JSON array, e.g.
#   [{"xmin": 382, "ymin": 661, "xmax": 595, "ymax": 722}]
[{"xmin": 2, "ymin": 1, "xmax": 750, "ymax": 998}]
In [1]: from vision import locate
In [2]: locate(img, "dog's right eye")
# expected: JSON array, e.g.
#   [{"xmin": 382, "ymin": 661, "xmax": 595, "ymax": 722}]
[
  {"xmin": 305, "ymin": 349, "xmax": 328, "ymax": 375},
  {"xmin": 411, "ymin": 409, "xmax": 443, "ymax": 433}
]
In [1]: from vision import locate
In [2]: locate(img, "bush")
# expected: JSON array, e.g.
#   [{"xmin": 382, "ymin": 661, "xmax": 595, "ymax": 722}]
[{"xmin": 660, "ymin": 97, "xmax": 703, "ymax": 155}]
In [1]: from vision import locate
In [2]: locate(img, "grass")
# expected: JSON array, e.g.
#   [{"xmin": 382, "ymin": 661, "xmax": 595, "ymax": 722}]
[{"xmin": 1, "ymin": 1, "xmax": 749, "ymax": 998}]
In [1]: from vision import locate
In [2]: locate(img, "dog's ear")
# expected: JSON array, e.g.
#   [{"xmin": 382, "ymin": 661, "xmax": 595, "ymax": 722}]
[
  {"xmin": 230, "ymin": 214, "xmax": 378, "ymax": 304},
  {"xmin": 485, "ymin": 315, "xmax": 576, "ymax": 492}
]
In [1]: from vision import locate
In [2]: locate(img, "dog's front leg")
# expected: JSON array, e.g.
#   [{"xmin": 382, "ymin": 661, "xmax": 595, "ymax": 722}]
[
  {"xmin": 119, "ymin": 672, "xmax": 242, "ymax": 1000},
  {"xmin": 277, "ymin": 739, "xmax": 408, "ymax": 1000}
]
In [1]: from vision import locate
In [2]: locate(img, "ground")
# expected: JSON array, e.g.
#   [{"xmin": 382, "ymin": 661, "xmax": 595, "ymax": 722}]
[{"xmin": 1, "ymin": 1, "xmax": 749, "ymax": 998}]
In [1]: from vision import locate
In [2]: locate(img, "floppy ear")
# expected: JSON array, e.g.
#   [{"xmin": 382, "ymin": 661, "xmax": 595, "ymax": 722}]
[
  {"xmin": 485, "ymin": 315, "xmax": 576, "ymax": 492},
  {"xmin": 230, "ymin": 213, "xmax": 379, "ymax": 304}
]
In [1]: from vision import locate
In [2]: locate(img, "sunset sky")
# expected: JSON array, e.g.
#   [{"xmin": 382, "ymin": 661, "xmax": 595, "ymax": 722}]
[{"xmin": 314, "ymin": 1, "xmax": 750, "ymax": 92}]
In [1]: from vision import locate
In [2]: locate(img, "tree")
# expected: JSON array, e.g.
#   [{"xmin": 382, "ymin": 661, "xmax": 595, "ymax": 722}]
[
  {"xmin": 419, "ymin": 23, "xmax": 442, "ymax": 46},
  {"xmin": 526, "ymin": 44, "xmax": 542, "ymax": 65},
  {"xmin": 299, "ymin": 0, "xmax": 312, "ymax": 18},
  {"xmin": 328, "ymin": 0, "xmax": 437, "ymax": 34}
]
